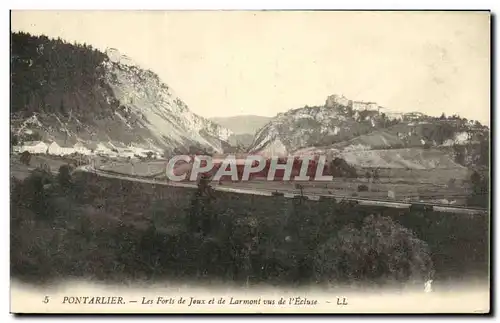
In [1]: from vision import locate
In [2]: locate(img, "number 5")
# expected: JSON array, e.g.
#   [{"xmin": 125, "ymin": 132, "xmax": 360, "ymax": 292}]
[{"xmin": 43, "ymin": 296, "xmax": 50, "ymax": 304}]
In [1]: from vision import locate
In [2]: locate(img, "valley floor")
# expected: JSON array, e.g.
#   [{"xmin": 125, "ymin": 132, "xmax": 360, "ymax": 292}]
[
  {"xmin": 9, "ymin": 153, "xmax": 476, "ymax": 207},
  {"xmin": 96, "ymin": 158, "xmax": 473, "ymax": 206}
]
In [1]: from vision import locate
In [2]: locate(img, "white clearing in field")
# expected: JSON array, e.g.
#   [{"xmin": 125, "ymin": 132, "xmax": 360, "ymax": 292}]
[{"xmin": 441, "ymin": 131, "xmax": 471, "ymax": 146}]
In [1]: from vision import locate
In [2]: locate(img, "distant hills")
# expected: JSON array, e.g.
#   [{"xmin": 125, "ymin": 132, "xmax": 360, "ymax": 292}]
[{"xmin": 209, "ymin": 115, "xmax": 271, "ymax": 147}]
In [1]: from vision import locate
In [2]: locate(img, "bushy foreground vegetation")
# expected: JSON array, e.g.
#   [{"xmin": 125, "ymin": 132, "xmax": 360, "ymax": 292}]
[{"xmin": 10, "ymin": 167, "xmax": 488, "ymax": 288}]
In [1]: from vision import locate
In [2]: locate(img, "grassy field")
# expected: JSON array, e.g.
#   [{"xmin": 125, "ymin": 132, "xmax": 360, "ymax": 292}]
[
  {"xmin": 10, "ymin": 153, "xmax": 87, "ymax": 179},
  {"xmin": 99, "ymin": 160, "xmax": 167, "ymax": 177}
]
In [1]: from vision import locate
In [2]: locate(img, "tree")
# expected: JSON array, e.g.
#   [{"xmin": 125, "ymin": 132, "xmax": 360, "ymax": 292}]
[
  {"xmin": 20, "ymin": 151, "xmax": 31, "ymax": 166},
  {"xmin": 57, "ymin": 164, "xmax": 72, "ymax": 191},
  {"xmin": 440, "ymin": 113, "xmax": 446, "ymax": 120},
  {"xmin": 313, "ymin": 215, "xmax": 434, "ymax": 287},
  {"xmin": 468, "ymin": 170, "xmax": 489, "ymax": 208},
  {"xmin": 145, "ymin": 151, "xmax": 154, "ymax": 159},
  {"xmin": 470, "ymin": 170, "xmax": 481, "ymax": 187},
  {"xmin": 59, "ymin": 98, "xmax": 66, "ymax": 115},
  {"xmin": 20, "ymin": 168, "xmax": 53, "ymax": 218},
  {"xmin": 11, "ymin": 132, "xmax": 19, "ymax": 148},
  {"xmin": 188, "ymin": 174, "xmax": 216, "ymax": 235},
  {"xmin": 479, "ymin": 138, "xmax": 490, "ymax": 167},
  {"xmin": 10, "ymin": 132, "xmax": 19, "ymax": 146},
  {"xmin": 454, "ymin": 146, "xmax": 465, "ymax": 165}
]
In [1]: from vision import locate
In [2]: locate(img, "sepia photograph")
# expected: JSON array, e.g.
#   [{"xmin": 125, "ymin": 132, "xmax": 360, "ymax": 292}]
[{"xmin": 9, "ymin": 10, "xmax": 491, "ymax": 314}]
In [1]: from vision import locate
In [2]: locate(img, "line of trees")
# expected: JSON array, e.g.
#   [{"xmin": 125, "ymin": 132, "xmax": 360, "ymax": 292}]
[{"xmin": 468, "ymin": 170, "xmax": 489, "ymax": 208}]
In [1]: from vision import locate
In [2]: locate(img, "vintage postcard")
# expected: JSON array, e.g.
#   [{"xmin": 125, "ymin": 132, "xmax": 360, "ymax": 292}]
[{"xmin": 9, "ymin": 10, "xmax": 491, "ymax": 314}]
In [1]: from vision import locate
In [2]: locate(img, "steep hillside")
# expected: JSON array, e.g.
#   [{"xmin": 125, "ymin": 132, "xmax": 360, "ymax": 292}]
[
  {"xmin": 10, "ymin": 32, "xmax": 232, "ymax": 156},
  {"xmin": 226, "ymin": 133, "xmax": 255, "ymax": 147},
  {"xmin": 329, "ymin": 120, "xmax": 488, "ymax": 150},
  {"xmin": 295, "ymin": 146, "xmax": 466, "ymax": 170},
  {"xmin": 249, "ymin": 104, "xmax": 391, "ymax": 156},
  {"xmin": 332, "ymin": 130, "xmax": 406, "ymax": 151},
  {"xmin": 249, "ymin": 95, "xmax": 489, "ymax": 169}
]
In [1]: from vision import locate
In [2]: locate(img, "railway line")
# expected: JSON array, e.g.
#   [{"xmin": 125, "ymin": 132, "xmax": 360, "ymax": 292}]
[{"xmin": 76, "ymin": 165, "xmax": 489, "ymax": 216}]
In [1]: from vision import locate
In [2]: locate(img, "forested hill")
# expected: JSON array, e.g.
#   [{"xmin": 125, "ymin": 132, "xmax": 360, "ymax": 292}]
[
  {"xmin": 10, "ymin": 31, "xmax": 232, "ymax": 155},
  {"xmin": 11, "ymin": 32, "xmax": 112, "ymax": 118}
]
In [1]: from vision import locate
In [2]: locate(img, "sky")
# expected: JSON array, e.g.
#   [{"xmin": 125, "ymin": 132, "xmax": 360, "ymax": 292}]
[{"xmin": 11, "ymin": 10, "xmax": 491, "ymax": 124}]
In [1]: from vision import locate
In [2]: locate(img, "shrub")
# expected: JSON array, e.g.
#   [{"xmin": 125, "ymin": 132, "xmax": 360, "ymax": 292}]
[
  {"xmin": 330, "ymin": 158, "xmax": 358, "ymax": 178},
  {"xmin": 12, "ymin": 168, "xmax": 53, "ymax": 219},
  {"xmin": 24, "ymin": 131, "xmax": 42, "ymax": 142},
  {"xmin": 20, "ymin": 151, "xmax": 31, "ymax": 166},
  {"xmin": 357, "ymin": 184, "xmax": 369, "ymax": 192}
]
